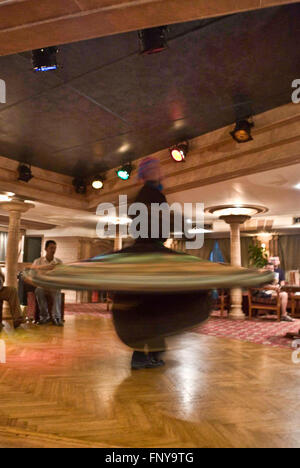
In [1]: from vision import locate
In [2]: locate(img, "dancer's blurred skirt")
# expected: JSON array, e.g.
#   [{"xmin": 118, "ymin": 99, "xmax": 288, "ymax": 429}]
[{"xmin": 24, "ymin": 241, "xmax": 274, "ymax": 349}]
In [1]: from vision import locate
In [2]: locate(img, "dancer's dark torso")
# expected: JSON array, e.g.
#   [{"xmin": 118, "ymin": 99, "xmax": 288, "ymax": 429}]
[{"xmin": 112, "ymin": 182, "xmax": 212, "ymax": 350}]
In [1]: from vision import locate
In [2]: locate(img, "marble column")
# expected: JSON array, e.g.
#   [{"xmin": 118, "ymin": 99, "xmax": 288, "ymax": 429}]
[
  {"xmin": 220, "ymin": 215, "xmax": 250, "ymax": 320},
  {"xmin": 0, "ymin": 200, "xmax": 34, "ymax": 319}
]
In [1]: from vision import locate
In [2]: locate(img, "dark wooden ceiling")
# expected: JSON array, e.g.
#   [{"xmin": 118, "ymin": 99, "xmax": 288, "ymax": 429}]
[
  {"xmin": 0, "ymin": 4, "xmax": 299, "ymax": 178},
  {"xmin": 0, "ymin": 0, "xmax": 293, "ymax": 57}
]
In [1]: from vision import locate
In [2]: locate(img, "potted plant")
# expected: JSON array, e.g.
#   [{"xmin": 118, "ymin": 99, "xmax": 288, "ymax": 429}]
[{"xmin": 248, "ymin": 244, "xmax": 268, "ymax": 268}]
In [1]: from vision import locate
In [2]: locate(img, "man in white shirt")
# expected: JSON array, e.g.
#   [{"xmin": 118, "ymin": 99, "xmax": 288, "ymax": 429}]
[{"xmin": 32, "ymin": 240, "xmax": 63, "ymax": 326}]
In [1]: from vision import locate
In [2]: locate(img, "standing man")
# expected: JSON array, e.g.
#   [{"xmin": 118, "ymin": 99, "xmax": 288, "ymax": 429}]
[{"xmin": 32, "ymin": 240, "xmax": 63, "ymax": 326}]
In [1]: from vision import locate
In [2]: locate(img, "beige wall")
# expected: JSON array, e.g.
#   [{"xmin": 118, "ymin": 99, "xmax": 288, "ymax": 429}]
[
  {"xmin": 42, "ymin": 236, "xmax": 134, "ymax": 303},
  {"xmin": 90, "ymin": 239, "xmax": 114, "ymax": 258},
  {"xmin": 43, "ymin": 236, "xmax": 91, "ymax": 304},
  {"xmin": 11, "ymin": 233, "xmax": 134, "ymax": 304},
  {"xmin": 43, "ymin": 236, "xmax": 81, "ymax": 264}
]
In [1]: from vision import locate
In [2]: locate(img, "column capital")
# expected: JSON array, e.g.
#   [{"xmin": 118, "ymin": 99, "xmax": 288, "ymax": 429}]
[
  {"xmin": 0, "ymin": 200, "xmax": 35, "ymax": 214},
  {"xmin": 220, "ymin": 214, "xmax": 251, "ymax": 225}
]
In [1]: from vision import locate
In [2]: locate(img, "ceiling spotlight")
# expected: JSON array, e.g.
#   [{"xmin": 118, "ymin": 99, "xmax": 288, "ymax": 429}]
[
  {"xmin": 138, "ymin": 27, "xmax": 168, "ymax": 55},
  {"xmin": 169, "ymin": 141, "xmax": 189, "ymax": 162},
  {"xmin": 72, "ymin": 177, "xmax": 86, "ymax": 194},
  {"xmin": 92, "ymin": 176, "xmax": 104, "ymax": 190},
  {"xmin": 32, "ymin": 46, "xmax": 59, "ymax": 72},
  {"xmin": 116, "ymin": 163, "xmax": 133, "ymax": 181},
  {"xmin": 230, "ymin": 119, "xmax": 254, "ymax": 143},
  {"xmin": 18, "ymin": 164, "xmax": 33, "ymax": 183}
]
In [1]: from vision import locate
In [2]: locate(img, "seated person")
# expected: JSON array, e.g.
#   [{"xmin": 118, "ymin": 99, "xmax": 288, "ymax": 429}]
[
  {"xmin": 31, "ymin": 240, "xmax": 63, "ymax": 326},
  {"xmin": 269, "ymin": 256, "xmax": 285, "ymax": 286},
  {"xmin": 0, "ymin": 270, "xmax": 25, "ymax": 330},
  {"xmin": 254, "ymin": 262, "xmax": 293, "ymax": 322}
]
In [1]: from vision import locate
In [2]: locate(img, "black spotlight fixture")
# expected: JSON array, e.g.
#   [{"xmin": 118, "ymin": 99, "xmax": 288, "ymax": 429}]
[
  {"xmin": 169, "ymin": 141, "xmax": 189, "ymax": 162},
  {"xmin": 32, "ymin": 46, "xmax": 59, "ymax": 72},
  {"xmin": 230, "ymin": 119, "xmax": 254, "ymax": 143},
  {"xmin": 18, "ymin": 164, "xmax": 33, "ymax": 183},
  {"xmin": 72, "ymin": 177, "xmax": 87, "ymax": 194},
  {"xmin": 116, "ymin": 163, "xmax": 133, "ymax": 181},
  {"xmin": 138, "ymin": 27, "xmax": 168, "ymax": 55}
]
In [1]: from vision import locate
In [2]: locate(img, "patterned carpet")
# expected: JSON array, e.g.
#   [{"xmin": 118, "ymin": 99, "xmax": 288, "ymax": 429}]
[
  {"xmin": 195, "ymin": 316, "xmax": 300, "ymax": 349},
  {"xmin": 64, "ymin": 303, "xmax": 300, "ymax": 349},
  {"xmin": 65, "ymin": 303, "xmax": 111, "ymax": 318}
]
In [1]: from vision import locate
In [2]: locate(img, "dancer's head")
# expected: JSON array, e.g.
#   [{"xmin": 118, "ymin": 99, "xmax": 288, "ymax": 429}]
[{"xmin": 137, "ymin": 157, "xmax": 162, "ymax": 183}]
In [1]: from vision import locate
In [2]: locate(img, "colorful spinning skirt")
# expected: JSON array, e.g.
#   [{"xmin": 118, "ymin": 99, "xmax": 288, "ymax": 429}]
[{"xmin": 25, "ymin": 242, "xmax": 274, "ymax": 349}]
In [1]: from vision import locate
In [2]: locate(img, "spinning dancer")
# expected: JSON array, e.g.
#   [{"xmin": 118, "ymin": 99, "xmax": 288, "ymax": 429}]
[
  {"xmin": 113, "ymin": 157, "xmax": 207, "ymax": 369},
  {"xmin": 25, "ymin": 158, "xmax": 274, "ymax": 370}
]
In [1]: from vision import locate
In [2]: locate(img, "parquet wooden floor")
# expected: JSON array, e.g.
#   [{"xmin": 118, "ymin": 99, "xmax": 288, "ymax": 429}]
[{"xmin": 0, "ymin": 313, "xmax": 299, "ymax": 448}]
